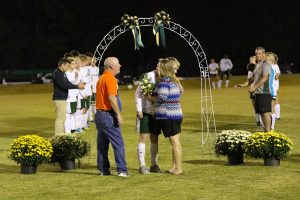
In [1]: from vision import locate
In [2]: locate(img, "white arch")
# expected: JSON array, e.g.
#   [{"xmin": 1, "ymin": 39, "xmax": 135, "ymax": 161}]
[{"xmin": 93, "ymin": 17, "xmax": 216, "ymax": 146}]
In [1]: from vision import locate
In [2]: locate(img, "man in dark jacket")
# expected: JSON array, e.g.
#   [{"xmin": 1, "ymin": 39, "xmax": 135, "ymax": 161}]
[{"xmin": 52, "ymin": 58, "xmax": 85, "ymax": 134}]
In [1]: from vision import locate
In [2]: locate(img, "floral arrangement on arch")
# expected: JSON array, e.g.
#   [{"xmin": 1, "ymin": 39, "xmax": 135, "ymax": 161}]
[
  {"xmin": 153, "ymin": 10, "xmax": 171, "ymax": 48},
  {"xmin": 214, "ymin": 130, "xmax": 252, "ymax": 156},
  {"xmin": 140, "ymin": 74, "xmax": 156, "ymax": 96},
  {"xmin": 50, "ymin": 134, "xmax": 91, "ymax": 163},
  {"xmin": 9, "ymin": 135, "xmax": 53, "ymax": 166},
  {"xmin": 121, "ymin": 14, "xmax": 144, "ymax": 50},
  {"xmin": 244, "ymin": 131, "xmax": 293, "ymax": 159}
]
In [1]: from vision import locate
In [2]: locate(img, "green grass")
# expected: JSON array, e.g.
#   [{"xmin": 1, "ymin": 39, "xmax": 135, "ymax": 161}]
[{"xmin": 0, "ymin": 75, "xmax": 299, "ymax": 200}]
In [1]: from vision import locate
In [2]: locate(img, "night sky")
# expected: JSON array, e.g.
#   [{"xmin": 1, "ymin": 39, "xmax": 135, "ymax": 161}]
[{"xmin": 1, "ymin": 0, "xmax": 299, "ymax": 77}]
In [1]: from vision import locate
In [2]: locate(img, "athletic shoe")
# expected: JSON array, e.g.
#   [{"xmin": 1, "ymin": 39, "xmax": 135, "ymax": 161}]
[
  {"xmin": 150, "ymin": 165, "xmax": 161, "ymax": 173},
  {"xmin": 256, "ymin": 122, "xmax": 261, "ymax": 126},
  {"xmin": 118, "ymin": 172, "xmax": 130, "ymax": 177},
  {"xmin": 99, "ymin": 170, "xmax": 111, "ymax": 176},
  {"xmin": 78, "ymin": 128, "xmax": 86, "ymax": 133},
  {"xmin": 139, "ymin": 166, "xmax": 150, "ymax": 174}
]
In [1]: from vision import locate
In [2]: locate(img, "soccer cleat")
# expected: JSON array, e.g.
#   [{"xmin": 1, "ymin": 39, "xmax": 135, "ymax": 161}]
[
  {"xmin": 139, "ymin": 166, "xmax": 150, "ymax": 174},
  {"xmin": 150, "ymin": 165, "xmax": 161, "ymax": 173}
]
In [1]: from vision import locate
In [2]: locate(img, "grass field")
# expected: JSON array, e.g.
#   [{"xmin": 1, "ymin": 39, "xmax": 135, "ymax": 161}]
[{"xmin": 0, "ymin": 75, "xmax": 299, "ymax": 200}]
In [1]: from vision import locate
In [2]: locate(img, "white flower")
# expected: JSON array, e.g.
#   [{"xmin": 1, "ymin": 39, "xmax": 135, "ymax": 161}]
[{"xmin": 214, "ymin": 130, "xmax": 252, "ymax": 156}]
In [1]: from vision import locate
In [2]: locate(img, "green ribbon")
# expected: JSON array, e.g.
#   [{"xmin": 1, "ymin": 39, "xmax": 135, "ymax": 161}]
[
  {"xmin": 132, "ymin": 27, "xmax": 144, "ymax": 50},
  {"xmin": 121, "ymin": 14, "xmax": 144, "ymax": 50},
  {"xmin": 153, "ymin": 11, "xmax": 170, "ymax": 48},
  {"xmin": 153, "ymin": 23, "xmax": 166, "ymax": 48}
]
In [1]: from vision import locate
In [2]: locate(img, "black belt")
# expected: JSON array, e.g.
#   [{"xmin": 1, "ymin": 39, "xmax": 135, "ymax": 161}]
[{"xmin": 99, "ymin": 109, "xmax": 111, "ymax": 112}]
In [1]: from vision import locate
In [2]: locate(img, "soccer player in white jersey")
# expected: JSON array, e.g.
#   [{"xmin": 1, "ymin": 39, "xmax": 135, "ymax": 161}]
[
  {"xmin": 65, "ymin": 58, "xmax": 80, "ymax": 133},
  {"xmin": 218, "ymin": 54, "xmax": 233, "ymax": 88},
  {"xmin": 77, "ymin": 55, "xmax": 91, "ymax": 131},
  {"xmin": 273, "ymin": 54, "xmax": 281, "ymax": 120},
  {"xmin": 87, "ymin": 54, "xmax": 99, "ymax": 122},
  {"xmin": 73, "ymin": 56, "xmax": 85, "ymax": 133},
  {"xmin": 135, "ymin": 68, "xmax": 158, "ymax": 174},
  {"xmin": 79, "ymin": 54, "xmax": 92, "ymax": 129},
  {"xmin": 208, "ymin": 58, "xmax": 219, "ymax": 89},
  {"xmin": 266, "ymin": 52, "xmax": 280, "ymax": 130}
]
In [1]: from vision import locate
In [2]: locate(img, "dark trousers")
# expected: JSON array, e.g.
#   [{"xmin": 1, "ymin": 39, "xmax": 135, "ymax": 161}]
[
  {"xmin": 220, "ymin": 70, "xmax": 230, "ymax": 80},
  {"xmin": 95, "ymin": 111, "xmax": 127, "ymax": 173}
]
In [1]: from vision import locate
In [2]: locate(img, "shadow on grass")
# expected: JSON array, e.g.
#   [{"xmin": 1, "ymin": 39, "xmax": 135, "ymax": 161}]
[
  {"xmin": 0, "ymin": 163, "xmax": 20, "ymax": 174},
  {"xmin": 0, "ymin": 163, "xmax": 61, "ymax": 174},
  {"xmin": 183, "ymin": 113, "xmax": 260, "ymax": 133},
  {"xmin": 0, "ymin": 162, "xmax": 99, "ymax": 175},
  {"xmin": 184, "ymin": 158, "xmax": 262, "ymax": 166},
  {"xmin": 184, "ymin": 159, "xmax": 227, "ymax": 165},
  {"xmin": 0, "ymin": 149, "xmax": 10, "ymax": 152},
  {"xmin": 286, "ymin": 153, "xmax": 300, "ymax": 163},
  {"xmin": 0, "ymin": 160, "xmax": 137, "ymax": 175}
]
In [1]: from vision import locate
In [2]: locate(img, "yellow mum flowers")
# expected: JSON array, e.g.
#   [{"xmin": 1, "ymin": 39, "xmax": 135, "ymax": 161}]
[
  {"xmin": 244, "ymin": 131, "xmax": 293, "ymax": 159},
  {"xmin": 9, "ymin": 135, "xmax": 53, "ymax": 166}
]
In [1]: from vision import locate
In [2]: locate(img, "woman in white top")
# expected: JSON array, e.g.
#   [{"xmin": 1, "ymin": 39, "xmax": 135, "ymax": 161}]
[{"xmin": 208, "ymin": 58, "xmax": 219, "ymax": 89}]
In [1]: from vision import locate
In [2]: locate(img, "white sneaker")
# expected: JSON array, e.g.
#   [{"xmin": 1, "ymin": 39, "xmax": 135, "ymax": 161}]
[{"xmin": 118, "ymin": 172, "xmax": 130, "ymax": 178}]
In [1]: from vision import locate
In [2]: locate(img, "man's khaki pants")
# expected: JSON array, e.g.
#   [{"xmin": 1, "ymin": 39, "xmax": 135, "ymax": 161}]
[{"xmin": 53, "ymin": 100, "xmax": 67, "ymax": 134}]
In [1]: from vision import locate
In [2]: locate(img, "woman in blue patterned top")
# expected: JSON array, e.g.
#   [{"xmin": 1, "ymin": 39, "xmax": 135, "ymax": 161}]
[{"xmin": 154, "ymin": 58, "xmax": 183, "ymax": 175}]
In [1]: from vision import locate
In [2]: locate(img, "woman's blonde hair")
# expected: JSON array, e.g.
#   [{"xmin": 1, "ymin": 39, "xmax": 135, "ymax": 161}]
[
  {"xmin": 249, "ymin": 56, "xmax": 257, "ymax": 64},
  {"xmin": 273, "ymin": 53, "xmax": 278, "ymax": 64},
  {"xmin": 166, "ymin": 57, "xmax": 181, "ymax": 85},
  {"xmin": 265, "ymin": 52, "xmax": 275, "ymax": 64},
  {"xmin": 158, "ymin": 58, "xmax": 174, "ymax": 79},
  {"xmin": 166, "ymin": 57, "xmax": 180, "ymax": 70}
]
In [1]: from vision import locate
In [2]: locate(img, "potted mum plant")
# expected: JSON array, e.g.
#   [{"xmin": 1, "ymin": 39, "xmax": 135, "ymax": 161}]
[
  {"xmin": 244, "ymin": 131, "xmax": 293, "ymax": 166},
  {"xmin": 9, "ymin": 135, "xmax": 53, "ymax": 174},
  {"xmin": 214, "ymin": 130, "xmax": 252, "ymax": 165},
  {"xmin": 50, "ymin": 134, "xmax": 91, "ymax": 170}
]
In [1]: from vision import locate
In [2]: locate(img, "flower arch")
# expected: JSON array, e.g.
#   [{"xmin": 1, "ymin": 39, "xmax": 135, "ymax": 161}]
[{"xmin": 93, "ymin": 16, "xmax": 216, "ymax": 147}]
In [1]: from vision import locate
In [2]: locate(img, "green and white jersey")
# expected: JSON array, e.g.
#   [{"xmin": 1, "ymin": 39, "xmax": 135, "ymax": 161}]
[
  {"xmin": 66, "ymin": 70, "xmax": 79, "ymax": 102},
  {"xmin": 90, "ymin": 66, "xmax": 99, "ymax": 93},
  {"xmin": 80, "ymin": 66, "xmax": 92, "ymax": 96},
  {"xmin": 135, "ymin": 71, "xmax": 157, "ymax": 114}
]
